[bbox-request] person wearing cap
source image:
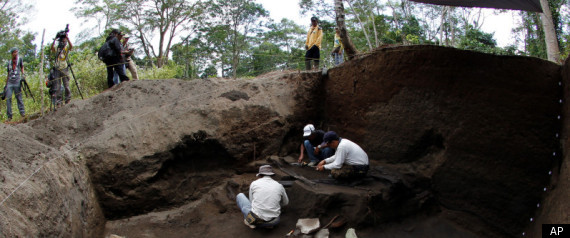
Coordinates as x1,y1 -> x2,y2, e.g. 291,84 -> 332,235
122,36 -> 138,80
305,16 -> 323,70
236,165 -> 289,229
4,47 -> 26,121
50,30 -> 73,104
298,124 -> 334,166
104,29 -> 130,88
316,131 -> 369,180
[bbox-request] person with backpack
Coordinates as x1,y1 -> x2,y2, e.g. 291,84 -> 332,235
101,29 -> 130,88
5,47 -> 25,121
50,30 -> 73,104
46,68 -> 63,109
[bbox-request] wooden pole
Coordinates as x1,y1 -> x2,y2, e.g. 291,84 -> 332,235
38,29 -> 46,115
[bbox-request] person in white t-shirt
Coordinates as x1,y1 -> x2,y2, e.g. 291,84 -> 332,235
316,131 -> 369,180
236,165 -> 289,229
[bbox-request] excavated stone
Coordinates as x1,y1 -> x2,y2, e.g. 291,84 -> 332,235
296,218 -> 320,234
314,228 -> 329,238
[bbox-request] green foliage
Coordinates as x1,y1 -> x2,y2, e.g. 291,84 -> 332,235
457,25 -> 498,53
68,49 -> 108,96
138,63 -> 180,80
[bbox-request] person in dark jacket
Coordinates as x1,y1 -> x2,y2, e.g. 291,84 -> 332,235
105,29 -> 130,88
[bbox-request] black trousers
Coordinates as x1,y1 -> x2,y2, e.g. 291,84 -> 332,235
106,63 -> 130,88
305,45 -> 320,70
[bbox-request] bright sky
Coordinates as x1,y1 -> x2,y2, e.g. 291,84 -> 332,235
23,0 -> 517,49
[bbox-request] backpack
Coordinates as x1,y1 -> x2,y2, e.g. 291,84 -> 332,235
97,41 -> 114,62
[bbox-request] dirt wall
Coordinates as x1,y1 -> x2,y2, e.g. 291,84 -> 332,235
322,45 -> 562,237
0,124 -> 105,237
526,56 -> 570,237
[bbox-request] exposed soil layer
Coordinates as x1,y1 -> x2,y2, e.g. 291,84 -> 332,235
323,45 -> 563,237
0,45 -> 567,238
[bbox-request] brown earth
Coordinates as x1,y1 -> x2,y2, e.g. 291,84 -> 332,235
0,45 -> 567,238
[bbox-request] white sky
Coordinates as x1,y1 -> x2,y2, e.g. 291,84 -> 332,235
23,0 -> 517,49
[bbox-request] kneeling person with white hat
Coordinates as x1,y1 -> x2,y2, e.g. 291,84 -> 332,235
236,165 -> 289,229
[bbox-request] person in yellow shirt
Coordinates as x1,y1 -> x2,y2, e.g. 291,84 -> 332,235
332,28 -> 344,65
305,16 -> 323,70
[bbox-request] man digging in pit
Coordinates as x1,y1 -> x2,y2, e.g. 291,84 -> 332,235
316,131 -> 370,180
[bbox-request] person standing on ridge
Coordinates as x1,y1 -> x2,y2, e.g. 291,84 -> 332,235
104,29 -> 130,88
305,16 -> 323,70
332,27 -> 344,65
50,29 -> 73,104
5,47 -> 26,121
122,36 -> 138,80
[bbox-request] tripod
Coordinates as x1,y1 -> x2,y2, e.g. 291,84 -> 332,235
66,60 -> 84,100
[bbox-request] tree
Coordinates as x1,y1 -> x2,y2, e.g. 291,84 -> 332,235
74,0 -> 205,68
539,0 -> 560,62
264,19 -> 305,54
512,0 -> 566,61
300,0 -> 335,20
457,25 -> 497,51
259,19 -> 306,71
0,0 -> 34,61
334,0 -> 359,60
345,0 -> 373,50
73,0 -> 122,35
123,0 -> 204,68
208,0 -> 268,78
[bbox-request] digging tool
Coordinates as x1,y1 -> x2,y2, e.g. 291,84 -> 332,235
322,215 -> 339,229
322,215 -> 346,229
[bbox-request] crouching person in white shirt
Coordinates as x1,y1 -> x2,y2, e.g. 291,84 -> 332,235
236,165 -> 289,229
316,131 -> 370,180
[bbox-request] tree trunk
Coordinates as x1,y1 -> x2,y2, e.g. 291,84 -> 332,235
539,0 -> 560,63
449,7 -> 456,46
39,29 -> 45,115
371,12 -> 379,47
335,0 -> 359,60
439,6 -> 447,46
